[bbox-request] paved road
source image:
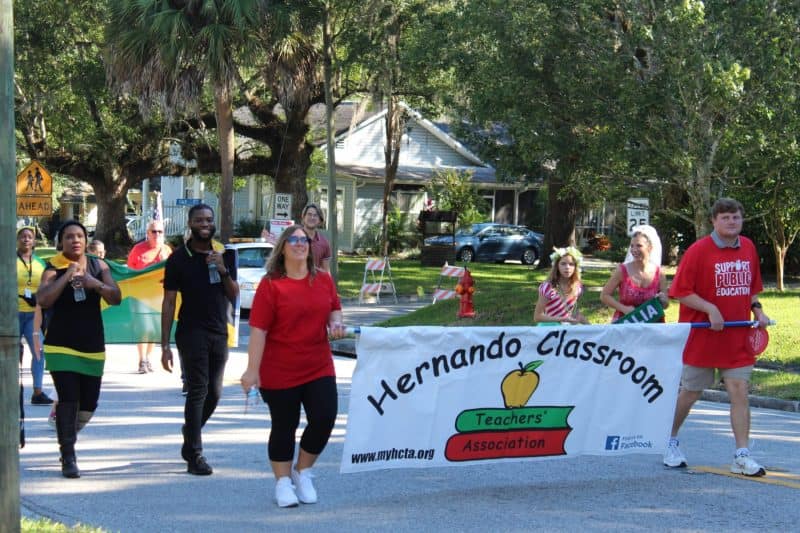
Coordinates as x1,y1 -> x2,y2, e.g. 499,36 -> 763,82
19,300 -> 800,532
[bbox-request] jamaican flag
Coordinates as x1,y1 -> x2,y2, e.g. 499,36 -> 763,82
613,297 -> 665,324
101,257 -> 240,347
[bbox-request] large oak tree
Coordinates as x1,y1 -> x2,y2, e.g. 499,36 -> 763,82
441,1 -> 631,265
14,0 -> 177,254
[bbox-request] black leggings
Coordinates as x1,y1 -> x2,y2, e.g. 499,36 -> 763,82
51,371 -> 102,412
260,376 -> 337,462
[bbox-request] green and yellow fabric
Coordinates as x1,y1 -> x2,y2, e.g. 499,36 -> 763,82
101,248 -> 239,346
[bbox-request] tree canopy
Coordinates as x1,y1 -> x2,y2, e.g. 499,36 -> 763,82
15,0 -> 177,253
13,0 -> 800,284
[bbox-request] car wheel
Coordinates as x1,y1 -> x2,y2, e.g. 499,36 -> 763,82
522,248 -> 538,265
458,248 -> 475,262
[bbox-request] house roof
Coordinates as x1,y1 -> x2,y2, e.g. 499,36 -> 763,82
306,101 -> 377,144
337,164 -> 523,189
323,102 -> 489,169
321,102 -> 539,190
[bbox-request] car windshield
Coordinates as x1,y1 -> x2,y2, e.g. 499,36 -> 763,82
237,247 -> 271,268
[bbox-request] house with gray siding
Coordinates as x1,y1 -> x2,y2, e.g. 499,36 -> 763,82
321,102 -> 543,252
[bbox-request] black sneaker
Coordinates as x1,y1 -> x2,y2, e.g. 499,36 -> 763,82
187,455 -> 213,476
31,392 -> 54,405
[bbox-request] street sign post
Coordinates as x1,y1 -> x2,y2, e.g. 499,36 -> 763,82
16,161 -> 53,217
627,198 -> 650,236
274,193 -> 292,220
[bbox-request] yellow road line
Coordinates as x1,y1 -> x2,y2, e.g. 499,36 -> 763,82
694,466 -> 800,489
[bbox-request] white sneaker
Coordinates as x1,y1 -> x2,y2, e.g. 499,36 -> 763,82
291,467 -> 318,504
275,476 -> 299,508
663,440 -> 687,468
731,453 -> 766,477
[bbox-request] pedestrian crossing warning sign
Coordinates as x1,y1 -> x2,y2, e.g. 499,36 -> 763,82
17,161 -> 53,197
17,161 -> 54,216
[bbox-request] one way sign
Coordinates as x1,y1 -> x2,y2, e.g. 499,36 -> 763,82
274,193 -> 292,220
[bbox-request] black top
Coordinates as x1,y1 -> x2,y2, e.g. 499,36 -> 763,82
44,256 -> 105,353
163,241 -> 237,336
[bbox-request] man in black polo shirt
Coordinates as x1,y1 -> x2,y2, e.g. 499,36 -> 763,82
161,204 -> 239,475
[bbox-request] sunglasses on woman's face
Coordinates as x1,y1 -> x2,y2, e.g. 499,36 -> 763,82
286,236 -> 311,245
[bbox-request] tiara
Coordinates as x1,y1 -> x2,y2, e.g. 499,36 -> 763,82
550,246 -> 583,266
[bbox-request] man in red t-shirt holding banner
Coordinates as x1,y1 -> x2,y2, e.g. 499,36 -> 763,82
664,198 -> 771,476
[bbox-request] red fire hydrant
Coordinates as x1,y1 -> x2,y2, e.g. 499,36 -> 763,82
455,267 -> 476,318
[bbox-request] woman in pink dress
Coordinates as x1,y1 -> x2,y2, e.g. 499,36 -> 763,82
601,225 -> 669,322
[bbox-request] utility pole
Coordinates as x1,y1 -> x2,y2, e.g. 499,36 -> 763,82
0,0 -> 22,530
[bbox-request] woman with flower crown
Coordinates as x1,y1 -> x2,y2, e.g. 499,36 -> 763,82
600,224 -> 669,323
534,246 -> 589,324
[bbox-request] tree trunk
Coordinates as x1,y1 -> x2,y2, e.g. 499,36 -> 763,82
540,173 -> 579,269
215,86 -> 235,242
271,106 -> 313,222
381,96 -> 402,257
92,179 -> 134,257
689,185 -> 712,239
684,142 -> 716,239
773,242 -> 785,292
322,4 -> 338,279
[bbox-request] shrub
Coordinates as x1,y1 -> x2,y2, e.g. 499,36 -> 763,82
235,218 -> 264,237
355,208 -> 419,254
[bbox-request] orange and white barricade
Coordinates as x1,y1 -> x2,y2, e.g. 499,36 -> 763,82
359,257 -> 397,305
432,262 -> 465,303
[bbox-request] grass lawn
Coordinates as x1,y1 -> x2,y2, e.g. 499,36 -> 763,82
22,517 -> 104,532
337,256 -> 800,400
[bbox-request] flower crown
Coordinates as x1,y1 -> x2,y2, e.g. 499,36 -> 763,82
550,246 -> 583,266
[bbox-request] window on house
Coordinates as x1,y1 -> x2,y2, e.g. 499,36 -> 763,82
394,191 -> 423,212
482,193 -> 495,221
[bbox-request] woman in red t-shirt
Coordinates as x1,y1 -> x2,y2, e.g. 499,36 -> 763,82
241,224 -> 346,508
601,225 -> 669,322
126,220 -> 172,373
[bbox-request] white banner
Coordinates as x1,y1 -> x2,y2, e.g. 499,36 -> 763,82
341,324 -> 690,473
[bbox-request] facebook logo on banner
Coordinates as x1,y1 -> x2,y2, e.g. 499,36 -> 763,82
605,436 -> 620,450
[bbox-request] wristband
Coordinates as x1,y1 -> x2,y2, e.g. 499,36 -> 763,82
750,301 -> 762,310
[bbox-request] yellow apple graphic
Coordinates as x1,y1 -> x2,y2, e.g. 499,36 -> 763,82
501,361 -> 544,408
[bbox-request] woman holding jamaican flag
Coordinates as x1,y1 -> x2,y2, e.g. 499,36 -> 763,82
601,225 -> 669,323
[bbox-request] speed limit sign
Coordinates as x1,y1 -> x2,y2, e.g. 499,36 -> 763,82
627,198 -> 649,236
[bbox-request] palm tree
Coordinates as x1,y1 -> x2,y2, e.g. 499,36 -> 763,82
106,0 -> 265,241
